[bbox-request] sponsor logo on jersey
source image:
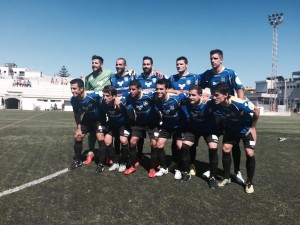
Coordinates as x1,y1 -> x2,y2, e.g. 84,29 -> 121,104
136,105 -> 143,110
117,81 -> 124,87
178,84 -> 186,89
145,82 -> 152,88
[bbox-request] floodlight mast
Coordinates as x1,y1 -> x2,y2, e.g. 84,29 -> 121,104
268,13 -> 283,111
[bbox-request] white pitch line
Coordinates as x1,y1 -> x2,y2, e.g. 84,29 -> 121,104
0,112 -> 47,131
0,168 -> 69,198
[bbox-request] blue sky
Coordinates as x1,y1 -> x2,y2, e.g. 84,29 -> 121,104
0,0 -> 299,87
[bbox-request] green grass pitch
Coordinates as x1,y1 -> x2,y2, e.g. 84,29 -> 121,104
0,110 -> 299,225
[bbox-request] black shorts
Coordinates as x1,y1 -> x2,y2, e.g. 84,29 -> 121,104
131,125 -> 158,139
184,131 -> 219,145
223,132 -> 256,149
106,125 -> 131,137
81,120 -> 104,134
158,128 -> 185,140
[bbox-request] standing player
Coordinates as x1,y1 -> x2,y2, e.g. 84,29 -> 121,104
110,58 -> 134,96
213,82 -> 259,194
200,49 -> 245,184
135,56 -> 165,93
67,78 -> 106,173
101,85 -> 131,172
134,56 -> 165,164
84,55 -> 114,165
151,79 -> 187,178
180,85 -> 220,187
124,80 -> 159,176
168,56 -> 201,176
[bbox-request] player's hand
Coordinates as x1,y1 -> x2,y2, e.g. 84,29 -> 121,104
114,97 -> 121,108
75,129 -> 83,139
247,127 -> 257,141
201,95 -> 210,104
154,70 -> 164,79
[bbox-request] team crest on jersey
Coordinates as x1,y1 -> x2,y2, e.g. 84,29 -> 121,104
152,78 -> 157,83
186,80 -> 191,85
124,77 -> 129,82
145,82 -> 152,88
143,101 -> 149,106
170,105 -> 175,110
221,77 -> 225,82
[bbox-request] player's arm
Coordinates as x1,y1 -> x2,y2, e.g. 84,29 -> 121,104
167,89 -> 182,95
251,106 -> 260,128
126,107 -> 136,126
247,106 -> 260,140
236,89 -> 244,99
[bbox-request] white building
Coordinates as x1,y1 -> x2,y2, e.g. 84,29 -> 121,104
0,63 -> 73,111
247,71 -> 300,112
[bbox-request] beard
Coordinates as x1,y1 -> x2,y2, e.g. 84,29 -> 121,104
143,68 -> 152,74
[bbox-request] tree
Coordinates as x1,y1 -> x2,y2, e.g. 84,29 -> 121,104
57,66 -> 70,77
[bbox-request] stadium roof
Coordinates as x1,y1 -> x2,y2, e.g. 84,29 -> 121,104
292,71 -> 300,77
266,76 -> 284,81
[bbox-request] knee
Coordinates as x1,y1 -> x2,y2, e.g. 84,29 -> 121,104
75,136 -> 82,142
246,149 -> 255,157
222,145 -> 232,153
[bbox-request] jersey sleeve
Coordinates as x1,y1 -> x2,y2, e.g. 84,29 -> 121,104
180,103 -> 190,120
71,97 -> 79,113
178,92 -> 188,101
84,76 -> 91,90
167,75 -> 175,89
230,71 -> 244,90
199,71 -> 208,89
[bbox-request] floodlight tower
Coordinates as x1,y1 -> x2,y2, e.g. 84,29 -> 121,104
268,13 -> 283,110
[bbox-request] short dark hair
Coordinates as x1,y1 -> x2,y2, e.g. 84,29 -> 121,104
210,49 -> 223,58
143,56 -> 153,65
92,55 -> 104,64
189,85 -> 202,95
70,78 -> 84,88
102,85 -> 117,96
156,79 -> 170,89
129,79 -> 141,89
176,56 -> 188,64
117,58 -> 127,65
213,82 -> 230,95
